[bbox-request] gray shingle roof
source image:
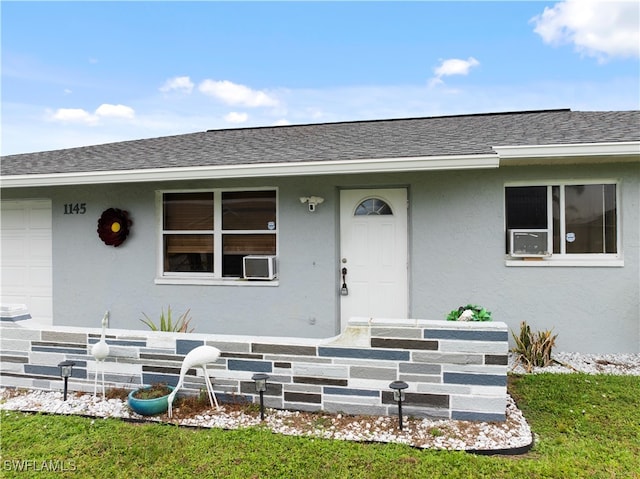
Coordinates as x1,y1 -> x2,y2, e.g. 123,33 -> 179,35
2,109 -> 639,176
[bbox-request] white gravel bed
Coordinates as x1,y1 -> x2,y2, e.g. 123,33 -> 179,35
0,388 -> 530,452
2,352 -> 637,452
508,352 -> 640,375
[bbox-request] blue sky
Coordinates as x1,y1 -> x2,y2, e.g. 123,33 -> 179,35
2,1 -> 639,155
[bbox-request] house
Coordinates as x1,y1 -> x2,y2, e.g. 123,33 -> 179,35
1,109 -> 639,353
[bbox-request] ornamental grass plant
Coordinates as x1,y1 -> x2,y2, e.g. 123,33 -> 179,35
511,321 -> 557,372
139,306 -> 194,333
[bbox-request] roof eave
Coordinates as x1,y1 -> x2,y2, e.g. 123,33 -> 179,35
3,141 -> 638,188
495,141 -> 640,165
0,154 -> 499,188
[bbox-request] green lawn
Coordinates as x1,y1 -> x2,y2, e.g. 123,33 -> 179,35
1,374 -> 638,478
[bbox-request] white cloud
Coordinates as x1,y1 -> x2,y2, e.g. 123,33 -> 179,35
95,103 -> 135,119
49,104 -> 135,125
272,119 -> 290,126
51,108 -> 97,124
160,76 -> 194,94
429,57 -> 480,87
224,111 -> 249,123
532,0 -> 640,61
198,79 -> 279,107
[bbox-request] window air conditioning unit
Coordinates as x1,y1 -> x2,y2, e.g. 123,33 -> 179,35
243,255 -> 277,280
509,229 -> 550,257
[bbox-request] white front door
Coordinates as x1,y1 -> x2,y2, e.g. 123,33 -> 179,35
0,199 -> 53,324
339,189 -> 408,330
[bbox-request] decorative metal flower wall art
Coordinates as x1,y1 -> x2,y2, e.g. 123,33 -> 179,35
97,208 -> 132,247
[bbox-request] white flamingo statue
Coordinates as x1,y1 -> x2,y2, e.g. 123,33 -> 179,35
91,311 -> 110,398
168,345 -> 221,418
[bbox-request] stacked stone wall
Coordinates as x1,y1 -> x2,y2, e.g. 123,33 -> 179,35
0,318 -> 508,421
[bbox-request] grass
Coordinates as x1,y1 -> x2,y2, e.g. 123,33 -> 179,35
1,374 -> 638,478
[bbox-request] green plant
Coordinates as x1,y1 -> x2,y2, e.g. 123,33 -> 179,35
140,305 -> 194,333
511,320 -> 557,372
445,304 -> 492,321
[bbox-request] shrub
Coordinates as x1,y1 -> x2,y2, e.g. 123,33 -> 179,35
445,304 -> 492,321
511,321 -> 557,372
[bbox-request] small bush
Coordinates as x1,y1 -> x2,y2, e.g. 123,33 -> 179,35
105,387 -> 130,401
511,321 -> 557,372
445,304 -> 492,321
172,389 -> 211,414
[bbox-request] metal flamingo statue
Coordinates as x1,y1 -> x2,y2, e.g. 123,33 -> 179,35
91,311 -> 110,398
167,345 -> 221,418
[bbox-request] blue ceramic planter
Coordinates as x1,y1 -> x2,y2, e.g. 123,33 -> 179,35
127,386 -> 174,416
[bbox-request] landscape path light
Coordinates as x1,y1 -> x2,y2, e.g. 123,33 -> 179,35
58,360 -> 75,401
251,373 -> 269,421
389,380 -> 409,431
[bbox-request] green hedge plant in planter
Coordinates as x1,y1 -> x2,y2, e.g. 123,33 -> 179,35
446,304 -> 492,322
128,383 -> 175,416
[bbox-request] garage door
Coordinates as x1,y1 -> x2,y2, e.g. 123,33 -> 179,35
0,199 -> 53,324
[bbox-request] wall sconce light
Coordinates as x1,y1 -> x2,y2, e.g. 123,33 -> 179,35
252,373 -> 269,421
299,196 -> 325,212
389,380 -> 409,431
58,360 -> 76,401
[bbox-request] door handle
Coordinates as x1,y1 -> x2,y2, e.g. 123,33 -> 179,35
341,267 -> 349,296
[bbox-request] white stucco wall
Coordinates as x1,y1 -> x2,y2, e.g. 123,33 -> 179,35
2,161 -> 638,353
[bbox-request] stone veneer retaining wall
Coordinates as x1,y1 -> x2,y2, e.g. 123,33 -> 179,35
0,318 -> 508,421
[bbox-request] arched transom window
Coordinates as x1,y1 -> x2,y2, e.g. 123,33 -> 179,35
354,198 -> 393,216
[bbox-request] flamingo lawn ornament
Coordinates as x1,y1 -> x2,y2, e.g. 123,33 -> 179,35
168,345 -> 221,418
91,311 -> 110,398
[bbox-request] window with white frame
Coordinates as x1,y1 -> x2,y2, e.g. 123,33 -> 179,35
160,189 -> 277,278
505,182 -> 618,257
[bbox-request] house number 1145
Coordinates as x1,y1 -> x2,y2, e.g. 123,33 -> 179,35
63,203 -> 87,215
